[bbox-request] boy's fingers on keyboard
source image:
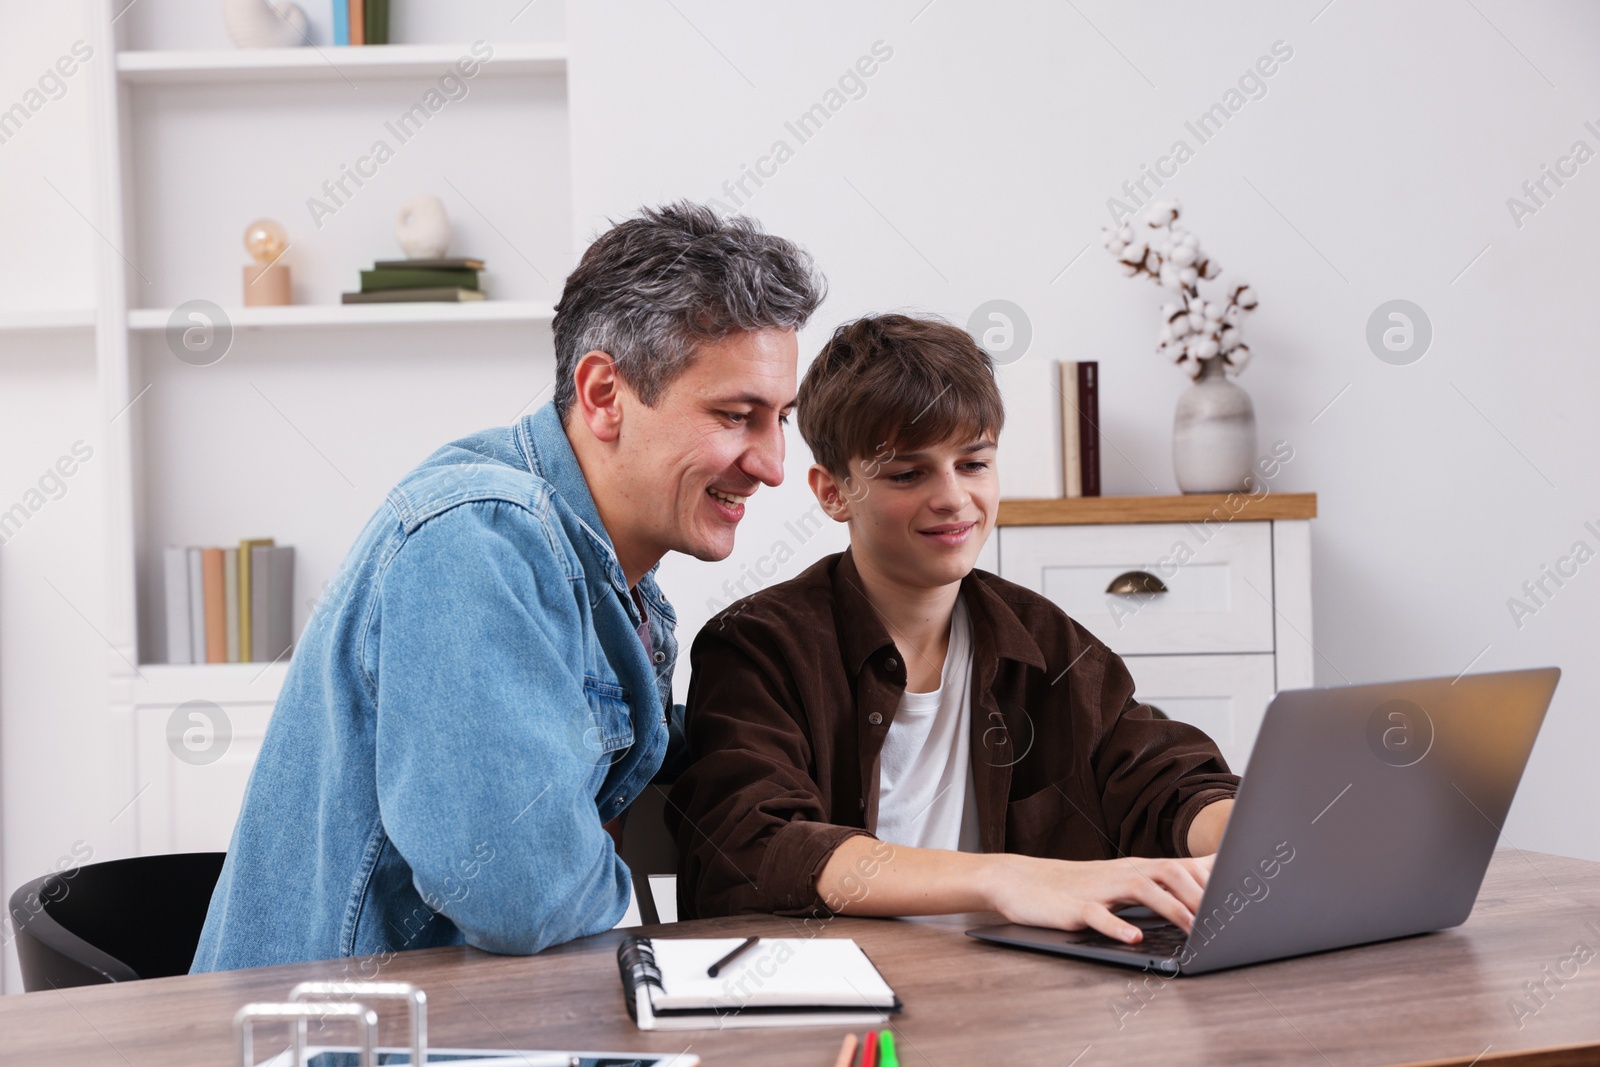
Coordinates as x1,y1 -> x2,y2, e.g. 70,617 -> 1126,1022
1081,902 -> 1143,943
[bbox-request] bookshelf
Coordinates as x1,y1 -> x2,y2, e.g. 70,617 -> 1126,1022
88,0 -> 574,855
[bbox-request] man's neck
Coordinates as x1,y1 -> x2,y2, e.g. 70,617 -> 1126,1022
851,548 -> 963,689
565,419 -> 657,589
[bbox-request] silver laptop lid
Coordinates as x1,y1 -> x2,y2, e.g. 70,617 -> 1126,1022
1179,666 -> 1559,974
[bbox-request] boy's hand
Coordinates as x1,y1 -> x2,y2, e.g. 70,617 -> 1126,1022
983,854 -> 1214,943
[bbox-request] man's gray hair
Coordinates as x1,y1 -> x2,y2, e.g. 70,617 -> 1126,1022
552,201 -> 826,418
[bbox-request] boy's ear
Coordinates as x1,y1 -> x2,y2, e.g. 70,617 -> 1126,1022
807,464 -> 854,523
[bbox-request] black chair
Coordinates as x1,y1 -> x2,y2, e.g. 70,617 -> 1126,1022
9,852 -> 226,991
616,783 -> 679,925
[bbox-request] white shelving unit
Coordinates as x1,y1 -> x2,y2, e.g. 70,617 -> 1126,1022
0,309 -> 97,332
117,41 -> 566,83
127,300 -> 556,330
87,0 -> 574,855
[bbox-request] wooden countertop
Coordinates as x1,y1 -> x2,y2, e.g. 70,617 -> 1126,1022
999,491 -> 1317,526
4,850 -> 1596,1067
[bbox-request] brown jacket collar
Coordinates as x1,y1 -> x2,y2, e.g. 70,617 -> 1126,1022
831,547 -> 1048,679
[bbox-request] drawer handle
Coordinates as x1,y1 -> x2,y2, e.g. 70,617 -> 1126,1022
1106,570 -> 1168,596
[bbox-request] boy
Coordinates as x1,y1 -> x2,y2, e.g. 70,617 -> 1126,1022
667,313 -> 1238,945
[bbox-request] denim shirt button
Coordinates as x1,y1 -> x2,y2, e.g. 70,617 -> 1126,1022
652,650 -> 666,664
884,657 -> 899,672
613,796 -> 626,808
868,712 -> 883,725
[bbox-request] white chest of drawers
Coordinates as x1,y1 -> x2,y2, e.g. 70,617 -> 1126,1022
975,493 -> 1317,773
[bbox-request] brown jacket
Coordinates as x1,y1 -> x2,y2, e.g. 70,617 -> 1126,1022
667,549 -> 1239,920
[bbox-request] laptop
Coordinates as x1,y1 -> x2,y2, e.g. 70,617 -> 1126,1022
967,667 -> 1560,975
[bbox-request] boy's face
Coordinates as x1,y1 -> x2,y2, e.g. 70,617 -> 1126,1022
811,432 -> 999,590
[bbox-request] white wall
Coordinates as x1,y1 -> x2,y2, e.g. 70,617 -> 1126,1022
568,1 -> 1600,861
0,0 -> 119,994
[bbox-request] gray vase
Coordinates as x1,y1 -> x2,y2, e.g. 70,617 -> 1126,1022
1173,356 -> 1257,494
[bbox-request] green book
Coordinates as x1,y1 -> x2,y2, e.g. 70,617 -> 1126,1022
342,288 -> 486,303
360,268 -> 480,292
365,0 -> 388,45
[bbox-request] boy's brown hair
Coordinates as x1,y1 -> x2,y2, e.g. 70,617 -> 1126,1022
796,313 -> 1005,478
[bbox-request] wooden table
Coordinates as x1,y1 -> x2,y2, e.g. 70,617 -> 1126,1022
7,850 -> 1600,1067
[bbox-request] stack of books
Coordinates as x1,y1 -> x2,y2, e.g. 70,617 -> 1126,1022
162,540 -> 295,665
341,258 -> 486,304
1059,360 -> 1101,497
332,0 -> 389,46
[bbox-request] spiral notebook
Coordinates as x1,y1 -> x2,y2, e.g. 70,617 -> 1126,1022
616,936 -> 900,1031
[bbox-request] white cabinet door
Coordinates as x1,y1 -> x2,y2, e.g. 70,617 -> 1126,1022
1121,654 -> 1277,773
134,703 -> 272,854
999,523 -> 1275,656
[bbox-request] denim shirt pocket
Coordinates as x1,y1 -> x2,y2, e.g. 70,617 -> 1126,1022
574,677 -> 634,775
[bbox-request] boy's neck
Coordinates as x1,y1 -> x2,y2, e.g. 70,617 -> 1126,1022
851,549 -> 964,691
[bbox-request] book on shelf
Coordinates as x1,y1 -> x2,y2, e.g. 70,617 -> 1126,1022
333,1 -> 388,47
250,544 -> 295,664
162,538 -> 294,665
344,256 -> 487,303
372,258 -> 485,271
1058,360 -> 1101,498
238,537 -> 274,661
342,288 -> 485,304
163,547 -> 192,665
359,268 -> 480,292
186,548 -> 205,664
224,548 -> 240,663
202,547 -> 227,664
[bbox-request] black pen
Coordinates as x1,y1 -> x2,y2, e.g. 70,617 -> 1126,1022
706,936 -> 760,977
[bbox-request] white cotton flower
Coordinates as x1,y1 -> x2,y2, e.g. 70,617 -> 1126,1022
1159,264 -> 1180,288
1219,326 -> 1239,351
1235,284 -> 1258,309
1203,301 -> 1224,321
1170,243 -> 1197,266
1146,200 -> 1179,226
1200,259 -> 1221,279
1119,240 -> 1147,264
1226,343 -> 1252,372
1194,337 -> 1220,358
1180,266 -> 1199,286
1170,313 -> 1192,337
1158,323 -> 1174,344
1187,311 -> 1205,331
1182,354 -> 1203,378
1101,229 -> 1120,250
1181,232 -> 1198,249
1118,224 -> 1134,243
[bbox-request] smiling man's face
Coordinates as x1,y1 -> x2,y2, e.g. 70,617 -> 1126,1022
613,327 -> 799,567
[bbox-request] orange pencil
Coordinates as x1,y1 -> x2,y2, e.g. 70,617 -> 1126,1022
832,1032 -> 859,1067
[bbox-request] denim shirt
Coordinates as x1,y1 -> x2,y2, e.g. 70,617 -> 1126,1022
191,403 -> 681,972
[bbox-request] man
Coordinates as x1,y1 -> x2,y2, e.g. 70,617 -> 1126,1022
192,202 -> 824,970
669,314 -> 1237,945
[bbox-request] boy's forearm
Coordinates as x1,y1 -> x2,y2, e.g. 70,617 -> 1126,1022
1186,798 -> 1234,856
815,835 -> 1009,916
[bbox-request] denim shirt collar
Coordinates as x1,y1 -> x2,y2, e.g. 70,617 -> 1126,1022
515,402 -> 675,628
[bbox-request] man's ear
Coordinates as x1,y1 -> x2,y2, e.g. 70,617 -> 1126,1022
808,464 -> 854,523
570,350 -> 624,444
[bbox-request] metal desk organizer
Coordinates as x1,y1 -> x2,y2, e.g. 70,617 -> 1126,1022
233,979 -> 702,1067
235,980 -> 426,1067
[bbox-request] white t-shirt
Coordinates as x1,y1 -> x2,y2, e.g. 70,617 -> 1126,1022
874,598 -> 981,853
